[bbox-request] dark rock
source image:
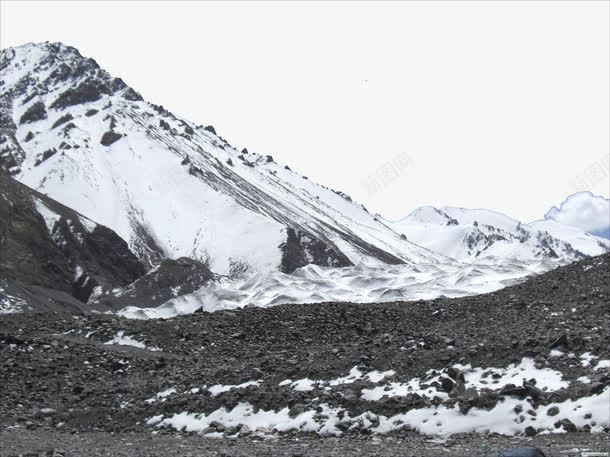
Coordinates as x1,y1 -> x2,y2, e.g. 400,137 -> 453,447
524,426 -> 537,436
19,101 -> 47,124
587,382 -> 605,395
280,227 -> 352,274
439,376 -> 455,393
557,418 -> 577,432
95,257 -> 211,310
34,148 -> 57,166
550,333 -> 568,349
0,173 -> 145,308
50,80 -> 110,109
100,131 -> 122,146
500,384 -> 528,398
51,113 -> 74,129
546,406 -> 560,416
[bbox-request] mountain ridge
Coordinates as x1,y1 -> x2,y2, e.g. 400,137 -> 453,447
390,205 -> 608,262
0,41 -> 447,275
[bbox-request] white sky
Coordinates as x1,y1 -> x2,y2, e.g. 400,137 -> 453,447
1,1 -> 608,222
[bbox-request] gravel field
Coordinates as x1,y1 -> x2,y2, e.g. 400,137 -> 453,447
1,254 -> 609,456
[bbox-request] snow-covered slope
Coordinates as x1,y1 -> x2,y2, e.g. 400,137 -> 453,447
0,42 -> 445,274
389,206 -> 609,262
529,219 -> 610,256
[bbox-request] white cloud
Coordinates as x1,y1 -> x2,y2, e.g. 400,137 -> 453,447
545,192 -> 610,239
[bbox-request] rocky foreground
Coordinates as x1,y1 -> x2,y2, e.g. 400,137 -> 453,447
1,254 -> 609,456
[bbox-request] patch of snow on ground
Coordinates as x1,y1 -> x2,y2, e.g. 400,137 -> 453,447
362,358 -> 567,401
455,357 -> 569,392
208,381 -> 262,397
145,387 -> 177,404
374,387 -> 609,436
0,283 -> 28,314
148,388 -> 610,437
580,352 -> 598,367
281,367 -> 396,392
103,331 -> 160,351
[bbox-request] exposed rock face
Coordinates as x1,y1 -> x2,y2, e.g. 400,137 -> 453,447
280,228 -> 352,274
0,172 -> 145,303
19,101 -> 47,124
94,257 -> 213,310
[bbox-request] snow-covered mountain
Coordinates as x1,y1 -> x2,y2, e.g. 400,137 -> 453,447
0,42 -> 446,275
388,206 -> 609,262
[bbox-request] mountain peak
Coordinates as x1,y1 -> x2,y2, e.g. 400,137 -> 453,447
0,43 -> 447,275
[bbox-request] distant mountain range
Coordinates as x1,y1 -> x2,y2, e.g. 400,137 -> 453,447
387,204 -> 608,262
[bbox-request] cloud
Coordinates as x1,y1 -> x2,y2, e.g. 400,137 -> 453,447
545,192 -> 610,239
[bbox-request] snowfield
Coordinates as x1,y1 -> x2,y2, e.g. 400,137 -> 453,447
117,257 -> 557,318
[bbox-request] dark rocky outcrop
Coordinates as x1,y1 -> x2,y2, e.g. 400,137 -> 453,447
280,228 -> 352,274
34,148 -> 57,166
0,172 -> 145,305
19,101 -> 47,124
100,131 -> 122,146
94,257 -> 213,310
50,79 -> 111,110
51,113 -> 73,129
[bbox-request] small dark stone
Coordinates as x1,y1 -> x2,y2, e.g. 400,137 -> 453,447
547,406 -> 560,416
558,418 -> 577,432
524,425 -> 537,436
550,333 -> 568,349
